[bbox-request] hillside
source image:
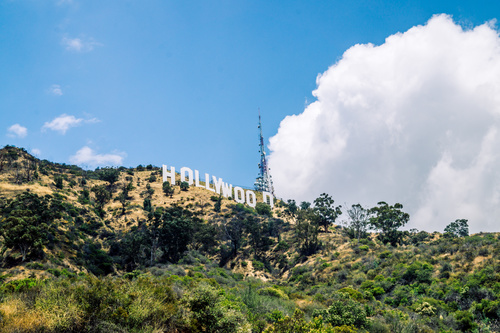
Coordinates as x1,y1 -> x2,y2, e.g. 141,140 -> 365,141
0,145 -> 499,332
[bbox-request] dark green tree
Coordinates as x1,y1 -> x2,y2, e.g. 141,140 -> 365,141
283,199 -> 298,220
255,202 -> 272,217
162,181 -> 174,198
0,192 -> 57,261
53,175 -> 64,189
180,181 -> 189,191
143,198 -> 152,212
369,202 -> 409,246
91,185 -> 111,216
78,188 -> 90,205
116,225 -> 150,270
97,167 -> 120,191
1,211 -> 47,261
313,193 -> 342,232
295,208 -> 321,256
444,219 -> 469,238
157,206 -> 200,262
245,216 -> 273,254
214,195 -> 222,213
117,192 -> 128,215
300,201 -> 311,210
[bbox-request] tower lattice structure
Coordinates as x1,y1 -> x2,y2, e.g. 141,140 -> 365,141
254,111 -> 274,195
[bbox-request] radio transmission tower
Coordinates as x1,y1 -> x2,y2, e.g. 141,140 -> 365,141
254,110 -> 274,195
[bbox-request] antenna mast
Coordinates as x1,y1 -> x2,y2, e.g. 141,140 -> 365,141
254,109 -> 274,195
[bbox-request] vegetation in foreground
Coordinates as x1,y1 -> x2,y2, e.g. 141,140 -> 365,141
0,145 -> 499,332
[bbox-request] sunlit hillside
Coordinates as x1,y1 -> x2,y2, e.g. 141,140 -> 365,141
0,145 -> 499,332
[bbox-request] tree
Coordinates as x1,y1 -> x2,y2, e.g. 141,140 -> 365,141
283,199 -> 298,220
78,188 -> 90,205
213,195 -> 222,213
245,216 -> 273,255
97,167 -> 120,188
162,181 -> 174,198
221,215 -> 246,261
256,202 -> 272,217
0,192 -> 56,261
53,175 -> 64,189
444,219 -> 469,238
157,206 -> 200,262
143,198 -> 152,212
91,185 -> 111,216
117,192 -> 128,215
180,181 -> 189,191
369,202 -> 409,246
346,204 -> 370,240
313,193 -> 342,232
300,201 -> 311,210
117,182 -> 132,215
295,208 -> 321,256
1,211 -> 47,261
116,225 -> 150,270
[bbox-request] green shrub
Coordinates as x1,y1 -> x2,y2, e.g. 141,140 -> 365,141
258,287 -> 289,299
26,262 -> 45,270
312,295 -> 368,329
359,245 -> 369,251
182,283 -> 249,333
253,260 -> 265,271
338,287 -> 364,301
275,241 -> 289,252
379,250 -> 392,259
180,181 -> 189,191
256,202 -> 272,217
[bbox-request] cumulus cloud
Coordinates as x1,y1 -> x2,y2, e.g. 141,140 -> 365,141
62,36 -> 101,52
69,146 -> 125,168
31,148 -> 41,157
7,124 -> 27,138
49,84 -> 63,96
269,14 -> 500,233
42,114 -> 99,134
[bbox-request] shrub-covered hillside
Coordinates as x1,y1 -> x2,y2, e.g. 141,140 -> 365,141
0,145 -> 499,332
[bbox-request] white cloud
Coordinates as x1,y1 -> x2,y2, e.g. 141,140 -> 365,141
49,84 -> 63,96
62,36 -> 101,52
42,114 -> 99,134
7,124 -> 27,138
269,14 -> 500,233
69,146 -> 125,168
31,148 -> 41,157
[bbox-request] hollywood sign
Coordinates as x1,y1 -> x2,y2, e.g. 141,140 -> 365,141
162,165 -> 274,208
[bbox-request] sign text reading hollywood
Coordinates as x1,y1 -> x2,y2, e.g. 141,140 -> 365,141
162,165 -> 274,208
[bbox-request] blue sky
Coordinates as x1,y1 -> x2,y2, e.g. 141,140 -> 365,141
1,0 -> 500,194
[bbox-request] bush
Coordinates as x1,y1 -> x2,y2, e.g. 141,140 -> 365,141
359,245 -> 369,252
180,181 -> 189,191
182,283 -> 249,332
256,202 -> 272,217
54,175 -> 64,189
312,295 -> 368,329
455,310 -> 477,331
258,287 -> 289,299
